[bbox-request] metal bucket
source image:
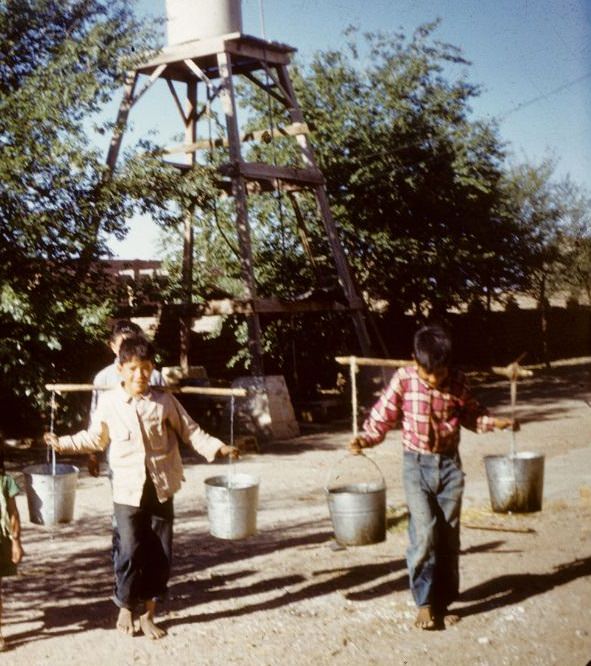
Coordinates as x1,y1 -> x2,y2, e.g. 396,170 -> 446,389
327,480 -> 386,546
23,464 -> 79,525
484,452 -> 544,513
204,473 -> 259,539
325,454 -> 386,546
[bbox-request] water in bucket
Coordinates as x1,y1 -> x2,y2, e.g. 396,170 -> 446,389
204,473 -> 259,539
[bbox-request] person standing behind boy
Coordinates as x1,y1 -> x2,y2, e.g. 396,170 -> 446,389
87,319 -> 165,478
45,336 -> 239,640
0,437 -> 24,651
349,325 -> 515,630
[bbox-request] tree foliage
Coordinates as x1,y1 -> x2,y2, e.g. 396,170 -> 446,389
503,162 -> 591,304
231,23 -> 532,322
559,182 -> 591,303
165,22 -> 591,373
291,24 -> 530,315
0,0 -> 190,432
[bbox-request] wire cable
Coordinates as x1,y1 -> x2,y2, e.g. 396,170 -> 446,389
498,72 -> 591,121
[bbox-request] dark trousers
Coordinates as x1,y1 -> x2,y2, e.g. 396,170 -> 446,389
403,450 -> 464,611
112,474 -> 174,610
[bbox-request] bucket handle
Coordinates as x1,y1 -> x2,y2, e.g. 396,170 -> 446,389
324,452 -> 385,493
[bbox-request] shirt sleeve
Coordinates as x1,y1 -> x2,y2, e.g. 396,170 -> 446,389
58,395 -> 111,453
361,370 -> 404,445
168,396 -> 224,462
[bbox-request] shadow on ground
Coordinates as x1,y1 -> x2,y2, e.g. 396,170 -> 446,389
457,555 -> 591,618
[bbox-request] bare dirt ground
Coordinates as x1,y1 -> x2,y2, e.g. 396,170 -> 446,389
2,360 -> 591,666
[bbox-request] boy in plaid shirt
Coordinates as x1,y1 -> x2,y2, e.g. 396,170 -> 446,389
350,325 -> 515,629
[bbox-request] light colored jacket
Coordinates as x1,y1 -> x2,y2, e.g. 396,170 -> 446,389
58,385 -> 223,506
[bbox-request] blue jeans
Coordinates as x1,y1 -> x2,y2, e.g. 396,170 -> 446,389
112,474 -> 174,610
403,450 -> 464,611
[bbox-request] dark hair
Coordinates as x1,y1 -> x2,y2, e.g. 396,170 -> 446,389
118,335 -> 155,365
413,325 -> 452,373
110,319 -> 142,343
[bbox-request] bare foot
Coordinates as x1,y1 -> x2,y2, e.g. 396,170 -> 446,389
0,634 -> 6,651
139,602 -> 166,640
116,607 -> 135,636
432,609 -> 461,630
414,606 -> 436,630
442,612 -> 461,627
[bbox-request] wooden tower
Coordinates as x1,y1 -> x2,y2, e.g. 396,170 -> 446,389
106,28 -> 373,376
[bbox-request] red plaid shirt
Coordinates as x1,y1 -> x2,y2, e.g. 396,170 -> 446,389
361,366 -> 496,454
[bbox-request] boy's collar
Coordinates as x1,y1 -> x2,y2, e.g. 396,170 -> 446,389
115,383 -> 152,403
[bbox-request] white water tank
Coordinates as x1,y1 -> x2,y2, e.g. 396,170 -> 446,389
165,0 -> 243,45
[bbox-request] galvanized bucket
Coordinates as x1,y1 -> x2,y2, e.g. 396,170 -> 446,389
23,464 -> 79,525
484,452 -> 544,513
326,455 -> 386,546
204,473 -> 259,540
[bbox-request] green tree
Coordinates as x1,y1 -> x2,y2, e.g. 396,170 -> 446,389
0,0 -> 199,432
500,159 -> 589,363
240,24 -> 525,318
554,179 -> 591,303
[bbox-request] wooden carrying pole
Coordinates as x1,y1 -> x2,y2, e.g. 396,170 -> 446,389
45,384 -> 247,397
335,356 -> 411,369
337,355 -> 535,377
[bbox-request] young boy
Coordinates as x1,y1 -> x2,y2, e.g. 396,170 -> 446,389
87,321 -> 168,625
88,319 -> 166,478
45,335 -> 238,640
350,325 -> 514,630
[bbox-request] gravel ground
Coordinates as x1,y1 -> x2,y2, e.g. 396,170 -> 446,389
2,360 -> 590,665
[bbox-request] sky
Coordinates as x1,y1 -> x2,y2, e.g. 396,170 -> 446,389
108,0 -> 591,259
